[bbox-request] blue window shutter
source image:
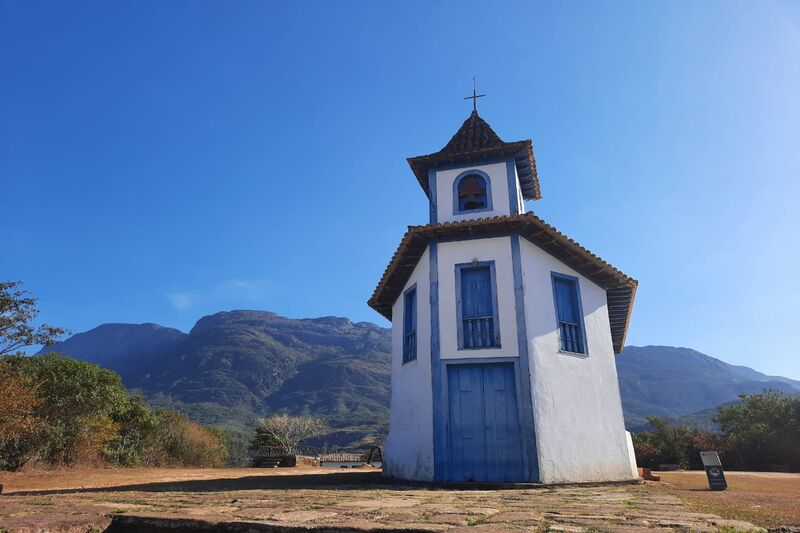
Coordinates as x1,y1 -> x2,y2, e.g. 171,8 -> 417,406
460,268 -> 477,318
461,267 -> 492,318
554,278 -> 577,323
460,266 -> 498,348
475,268 -> 493,317
552,274 -> 585,354
403,287 -> 417,362
410,290 -> 416,332
404,289 -> 415,334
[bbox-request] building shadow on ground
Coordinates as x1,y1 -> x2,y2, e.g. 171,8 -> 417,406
9,471 -> 396,496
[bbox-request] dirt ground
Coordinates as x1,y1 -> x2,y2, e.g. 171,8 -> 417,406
1,467 -> 797,532
650,471 -> 800,530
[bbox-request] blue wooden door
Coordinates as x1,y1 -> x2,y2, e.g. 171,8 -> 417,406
447,363 -> 524,482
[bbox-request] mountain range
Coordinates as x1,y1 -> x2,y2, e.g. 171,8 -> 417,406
616,345 -> 800,429
43,311 -> 392,456
44,310 -> 800,451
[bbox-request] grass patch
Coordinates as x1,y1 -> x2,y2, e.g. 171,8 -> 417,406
715,526 -> 759,533
416,495 -> 437,506
302,503 -> 327,510
664,488 -> 785,529
27,498 -> 56,506
651,471 -> 799,529
466,514 -> 489,526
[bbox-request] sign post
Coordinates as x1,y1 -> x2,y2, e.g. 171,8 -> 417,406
699,451 -> 727,491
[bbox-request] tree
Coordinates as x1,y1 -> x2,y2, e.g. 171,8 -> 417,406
0,365 -> 44,470
1,353 -> 231,470
252,414 -> 327,455
645,417 -> 695,468
631,440 -> 661,468
0,281 -> 65,356
0,365 -> 41,438
690,431 -> 728,460
104,396 -> 160,467
715,390 -> 800,470
1,353 -> 130,465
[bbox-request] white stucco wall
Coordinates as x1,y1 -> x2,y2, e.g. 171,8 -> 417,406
520,238 -> 636,483
438,237 -> 518,359
434,162 -> 511,223
384,247 -> 434,481
625,431 -> 639,479
512,166 -> 525,214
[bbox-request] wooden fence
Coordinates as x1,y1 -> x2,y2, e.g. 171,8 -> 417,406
251,446 -> 383,464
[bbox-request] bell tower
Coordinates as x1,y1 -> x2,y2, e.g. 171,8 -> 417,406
407,108 -> 540,225
369,98 -> 638,485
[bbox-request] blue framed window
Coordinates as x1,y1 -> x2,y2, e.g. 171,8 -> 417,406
403,285 -> 417,363
456,262 -> 500,349
453,169 -> 493,215
550,272 -> 587,354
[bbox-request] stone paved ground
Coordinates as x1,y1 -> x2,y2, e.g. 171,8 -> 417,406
0,468 -> 775,532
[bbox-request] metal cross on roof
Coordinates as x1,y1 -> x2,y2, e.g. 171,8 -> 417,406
464,76 -> 485,112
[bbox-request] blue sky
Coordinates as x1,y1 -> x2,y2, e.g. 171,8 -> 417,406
2,1 -> 799,378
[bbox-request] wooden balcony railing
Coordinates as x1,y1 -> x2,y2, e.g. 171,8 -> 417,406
403,330 -> 416,362
463,316 -> 498,349
559,321 -> 584,354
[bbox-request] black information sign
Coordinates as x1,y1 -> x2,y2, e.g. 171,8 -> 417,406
700,451 -> 727,491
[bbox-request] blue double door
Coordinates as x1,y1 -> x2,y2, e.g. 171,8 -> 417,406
446,363 -> 525,482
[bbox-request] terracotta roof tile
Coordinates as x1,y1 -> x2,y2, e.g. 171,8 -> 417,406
367,213 -> 637,354
440,110 -> 506,153
407,112 -> 541,201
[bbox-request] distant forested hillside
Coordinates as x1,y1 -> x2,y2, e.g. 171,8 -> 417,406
616,345 -> 800,428
48,311 -> 800,451
47,311 -> 391,456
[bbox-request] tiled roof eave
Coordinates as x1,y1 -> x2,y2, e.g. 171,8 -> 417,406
408,140 -> 540,201
367,213 -> 637,354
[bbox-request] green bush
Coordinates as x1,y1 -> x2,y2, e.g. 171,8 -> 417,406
0,353 -> 228,470
633,391 -> 800,472
715,390 -> 799,470
104,396 -> 161,466
1,353 -> 130,465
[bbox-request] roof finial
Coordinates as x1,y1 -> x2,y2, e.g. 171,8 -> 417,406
464,76 -> 485,112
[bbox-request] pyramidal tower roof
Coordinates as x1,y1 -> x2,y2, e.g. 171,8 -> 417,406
440,110 -> 506,154
407,111 -> 541,200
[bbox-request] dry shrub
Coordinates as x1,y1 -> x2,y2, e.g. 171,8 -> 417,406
0,366 -> 44,470
150,410 -> 228,467
0,366 -> 42,438
177,422 -> 228,467
632,441 -> 662,468
1,355 -> 230,471
65,416 -> 121,465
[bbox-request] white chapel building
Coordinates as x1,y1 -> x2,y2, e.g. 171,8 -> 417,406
368,109 -> 639,484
